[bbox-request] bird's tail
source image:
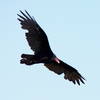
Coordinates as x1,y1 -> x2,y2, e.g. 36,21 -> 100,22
20,54 -> 37,65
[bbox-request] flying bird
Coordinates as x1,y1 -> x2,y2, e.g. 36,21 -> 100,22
17,10 -> 85,85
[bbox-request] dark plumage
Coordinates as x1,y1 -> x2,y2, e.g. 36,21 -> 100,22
18,10 -> 85,85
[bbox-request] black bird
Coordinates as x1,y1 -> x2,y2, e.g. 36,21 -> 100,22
17,10 -> 85,85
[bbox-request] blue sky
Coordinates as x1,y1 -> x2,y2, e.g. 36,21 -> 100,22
0,0 -> 100,100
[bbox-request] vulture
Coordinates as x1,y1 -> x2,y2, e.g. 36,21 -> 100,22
17,10 -> 85,85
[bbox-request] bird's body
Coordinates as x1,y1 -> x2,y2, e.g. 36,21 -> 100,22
18,10 -> 85,85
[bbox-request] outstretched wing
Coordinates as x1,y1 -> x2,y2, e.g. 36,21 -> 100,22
44,60 -> 85,85
17,10 -> 52,55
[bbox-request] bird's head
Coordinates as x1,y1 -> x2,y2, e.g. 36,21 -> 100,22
52,55 -> 60,64
54,57 -> 60,63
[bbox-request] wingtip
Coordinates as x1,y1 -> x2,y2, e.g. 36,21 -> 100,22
19,10 -> 23,14
72,80 -> 76,85
17,14 -> 20,17
76,80 -> 80,85
24,10 -> 35,20
72,79 -> 85,86
17,14 -> 21,21
24,10 -> 28,14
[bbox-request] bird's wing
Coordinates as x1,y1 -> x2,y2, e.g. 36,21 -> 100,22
17,10 -> 51,55
44,60 -> 85,85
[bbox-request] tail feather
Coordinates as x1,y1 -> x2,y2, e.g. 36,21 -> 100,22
20,54 -> 37,65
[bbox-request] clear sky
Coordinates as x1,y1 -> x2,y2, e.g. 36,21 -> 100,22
0,0 -> 100,100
